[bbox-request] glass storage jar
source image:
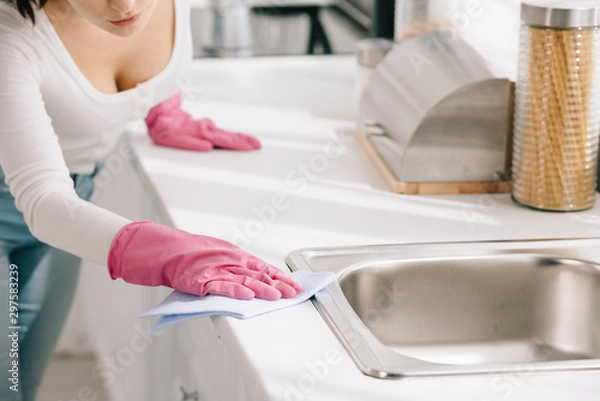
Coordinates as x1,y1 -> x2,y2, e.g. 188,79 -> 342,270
512,0 -> 600,211
394,0 -> 460,40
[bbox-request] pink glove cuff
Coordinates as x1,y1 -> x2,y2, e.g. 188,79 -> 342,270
145,92 -> 184,128
108,221 -> 165,284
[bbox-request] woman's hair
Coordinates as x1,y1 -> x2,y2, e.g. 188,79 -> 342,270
6,0 -> 48,23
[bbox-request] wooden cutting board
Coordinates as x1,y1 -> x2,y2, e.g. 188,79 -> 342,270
356,126 -> 512,195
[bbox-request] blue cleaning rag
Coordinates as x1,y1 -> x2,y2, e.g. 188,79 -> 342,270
139,271 -> 337,331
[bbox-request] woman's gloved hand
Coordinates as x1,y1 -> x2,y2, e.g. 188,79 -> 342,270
145,92 -> 261,151
107,221 -> 303,300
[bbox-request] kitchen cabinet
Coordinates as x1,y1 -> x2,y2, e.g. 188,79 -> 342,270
342,0 -> 394,37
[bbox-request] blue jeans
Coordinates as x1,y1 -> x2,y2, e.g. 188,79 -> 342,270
0,166 -> 100,401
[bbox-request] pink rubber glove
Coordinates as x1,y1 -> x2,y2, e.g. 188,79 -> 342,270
107,221 -> 303,300
145,92 -> 261,151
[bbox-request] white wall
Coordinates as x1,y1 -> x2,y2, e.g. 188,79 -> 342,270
395,0 -> 522,80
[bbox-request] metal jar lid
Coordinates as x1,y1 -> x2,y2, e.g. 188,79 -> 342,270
356,38 -> 395,68
522,0 -> 600,28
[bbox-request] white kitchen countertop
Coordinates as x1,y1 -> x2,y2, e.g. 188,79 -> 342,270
128,55 -> 600,400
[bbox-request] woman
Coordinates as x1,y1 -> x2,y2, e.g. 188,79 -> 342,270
0,0 -> 303,399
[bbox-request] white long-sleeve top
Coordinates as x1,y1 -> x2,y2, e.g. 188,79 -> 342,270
0,0 -> 193,265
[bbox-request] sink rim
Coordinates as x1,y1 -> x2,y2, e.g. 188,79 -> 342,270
285,237 -> 600,379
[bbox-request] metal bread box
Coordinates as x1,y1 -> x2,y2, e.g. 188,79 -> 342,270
357,31 -> 513,194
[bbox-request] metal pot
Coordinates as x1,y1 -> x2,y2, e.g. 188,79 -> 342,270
191,0 -> 253,57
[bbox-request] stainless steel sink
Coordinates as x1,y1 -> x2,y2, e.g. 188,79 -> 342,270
285,238 -> 600,378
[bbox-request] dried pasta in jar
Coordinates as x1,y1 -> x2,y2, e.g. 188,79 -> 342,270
512,1 -> 600,211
